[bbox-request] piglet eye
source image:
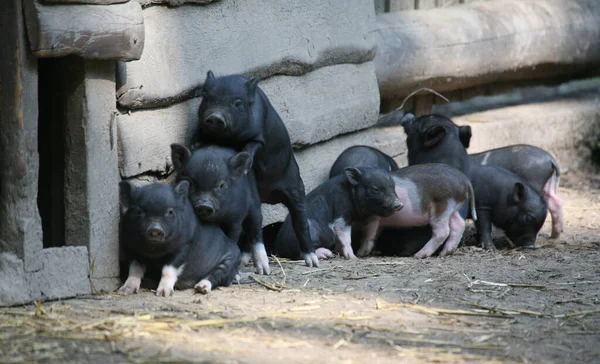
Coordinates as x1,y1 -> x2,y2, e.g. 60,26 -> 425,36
370,186 -> 379,194
218,181 -> 227,190
166,208 -> 175,216
233,99 -> 243,108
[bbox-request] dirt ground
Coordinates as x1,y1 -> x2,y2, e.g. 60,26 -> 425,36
1,172 -> 599,364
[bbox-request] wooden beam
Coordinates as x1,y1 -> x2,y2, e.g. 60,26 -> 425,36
23,0 -> 144,60
375,0 -> 600,111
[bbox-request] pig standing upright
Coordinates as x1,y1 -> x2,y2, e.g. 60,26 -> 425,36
470,164 -> 548,250
359,163 -> 477,258
376,114 -> 473,257
329,145 -> 398,178
274,167 -> 403,260
470,144 -> 563,238
170,144 -> 269,274
194,71 -> 318,268
118,181 -> 240,296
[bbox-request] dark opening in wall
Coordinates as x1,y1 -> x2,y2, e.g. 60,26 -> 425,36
38,58 -> 66,248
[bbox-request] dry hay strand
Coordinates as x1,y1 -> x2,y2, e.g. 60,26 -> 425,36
375,298 -> 510,319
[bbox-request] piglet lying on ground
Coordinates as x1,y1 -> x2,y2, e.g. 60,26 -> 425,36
170,144 -> 269,275
274,167 -> 402,260
358,163 -> 477,259
470,144 -> 563,238
471,164 -> 548,250
118,181 -> 240,296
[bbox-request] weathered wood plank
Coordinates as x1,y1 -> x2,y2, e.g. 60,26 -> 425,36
117,62 -> 380,178
0,0 -> 43,272
116,0 -> 377,109
23,0 -> 144,60
375,0 -> 600,111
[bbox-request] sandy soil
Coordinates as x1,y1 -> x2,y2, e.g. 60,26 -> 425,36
1,172 -> 599,364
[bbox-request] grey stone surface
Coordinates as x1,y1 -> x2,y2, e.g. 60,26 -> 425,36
116,0 -> 377,109
134,0 -> 218,6
118,62 -> 380,178
29,247 -> 91,300
63,59 -> 120,280
261,125 -> 408,226
455,91 -> 600,171
0,0 -> 43,272
41,0 -> 128,3
23,0 -> 144,60
0,253 -> 34,307
375,0 -> 600,110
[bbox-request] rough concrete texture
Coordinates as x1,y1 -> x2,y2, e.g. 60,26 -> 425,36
261,126 -> 407,226
133,0 -> 218,7
0,247 -> 91,307
0,0 -> 44,272
0,254 -> 34,307
23,0 -> 144,60
455,91 -> 600,171
116,0 -> 377,109
375,0 -> 600,109
118,62 -> 380,178
29,247 -> 91,301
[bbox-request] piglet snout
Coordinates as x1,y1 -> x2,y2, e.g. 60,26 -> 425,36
204,112 -> 227,129
194,203 -> 215,218
146,223 -> 165,241
392,199 -> 404,211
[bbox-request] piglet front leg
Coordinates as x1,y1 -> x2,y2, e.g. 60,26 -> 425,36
118,260 -> 146,295
156,264 -> 185,297
356,218 -> 380,257
475,209 -> 496,252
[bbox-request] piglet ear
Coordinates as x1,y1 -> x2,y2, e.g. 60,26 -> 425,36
400,113 -> 415,125
119,181 -> 134,212
170,143 -> 191,174
204,70 -> 215,88
344,167 -> 362,186
247,77 -> 260,103
422,125 -> 446,149
174,180 -> 190,205
458,125 -> 472,149
228,151 -> 252,179
512,182 -> 528,204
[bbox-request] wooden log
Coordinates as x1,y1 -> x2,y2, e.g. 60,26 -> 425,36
116,0 -> 376,109
375,0 -> 600,111
117,62 -> 380,178
23,0 -> 144,60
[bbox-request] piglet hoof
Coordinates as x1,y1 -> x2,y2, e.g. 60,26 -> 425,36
356,247 -> 372,258
155,281 -> 174,297
315,248 -> 334,260
194,279 -> 212,295
413,248 -> 434,259
117,278 -> 140,295
550,229 -> 561,239
303,252 -> 320,268
240,252 -> 252,267
341,247 -> 357,260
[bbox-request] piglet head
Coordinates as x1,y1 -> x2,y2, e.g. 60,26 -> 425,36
197,71 -> 261,140
504,182 -> 548,249
119,181 -> 190,257
345,167 -> 403,218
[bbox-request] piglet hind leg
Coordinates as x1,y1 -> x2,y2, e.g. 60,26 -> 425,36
439,210 -> 466,257
251,242 -> 270,275
244,204 -> 271,275
194,279 -> 212,295
414,215 -> 451,259
283,187 -> 319,267
118,260 -> 146,295
543,179 -> 564,238
315,247 -> 334,260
